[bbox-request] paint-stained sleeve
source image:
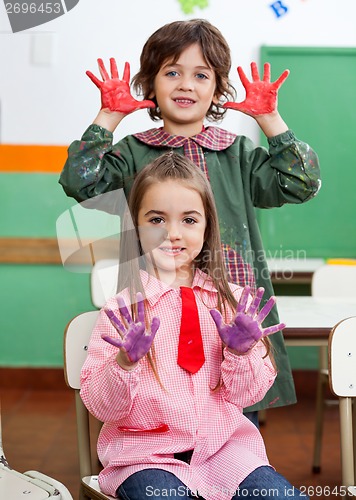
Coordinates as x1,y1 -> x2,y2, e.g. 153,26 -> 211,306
59,124 -> 134,202
238,129 -> 321,208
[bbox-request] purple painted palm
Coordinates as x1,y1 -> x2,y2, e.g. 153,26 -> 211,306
210,286 -> 285,354
102,292 -> 160,363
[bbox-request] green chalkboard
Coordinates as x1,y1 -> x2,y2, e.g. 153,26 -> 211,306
257,47 -> 356,259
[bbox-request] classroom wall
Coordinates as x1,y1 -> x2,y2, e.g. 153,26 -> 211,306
1,0 -> 356,145
1,0 -> 356,369
0,174 -> 95,367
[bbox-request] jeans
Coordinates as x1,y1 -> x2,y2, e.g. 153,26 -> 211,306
244,411 -> 259,428
116,465 -> 309,499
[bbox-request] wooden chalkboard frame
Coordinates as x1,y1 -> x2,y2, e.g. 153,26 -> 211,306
257,46 -> 356,260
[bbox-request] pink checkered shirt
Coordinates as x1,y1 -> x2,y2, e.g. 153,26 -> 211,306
80,269 -> 275,498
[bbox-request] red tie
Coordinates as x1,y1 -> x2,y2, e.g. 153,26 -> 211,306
177,287 -> 205,374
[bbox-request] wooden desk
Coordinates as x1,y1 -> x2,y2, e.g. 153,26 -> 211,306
277,296 -> 356,346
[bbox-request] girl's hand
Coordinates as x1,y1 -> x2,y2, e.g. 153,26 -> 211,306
102,292 -> 160,365
210,286 -> 285,355
86,58 -> 156,115
224,62 -> 289,116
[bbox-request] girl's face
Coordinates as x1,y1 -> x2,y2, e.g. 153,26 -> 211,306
152,43 -> 218,137
137,179 -> 206,288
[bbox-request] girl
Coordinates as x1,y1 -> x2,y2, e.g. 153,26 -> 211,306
60,19 -> 321,419
80,152 -> 308,499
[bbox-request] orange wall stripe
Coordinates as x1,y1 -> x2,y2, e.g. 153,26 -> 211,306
0,145 -> 68,173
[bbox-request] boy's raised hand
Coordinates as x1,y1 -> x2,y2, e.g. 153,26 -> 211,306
86,58 -> 156,115
210,286 -> 285,355
102,292 -> 160,365
224,62 -> 289,116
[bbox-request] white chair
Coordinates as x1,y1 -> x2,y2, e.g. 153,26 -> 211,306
63,311 -> 117,500
312,264 -> 356,473
328,316 -> 356,495
90,259 -> 119,308
0,404 -> 73,499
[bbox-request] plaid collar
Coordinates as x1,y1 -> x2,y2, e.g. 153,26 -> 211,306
140,268 -> 218,307
134,126 -> 236,151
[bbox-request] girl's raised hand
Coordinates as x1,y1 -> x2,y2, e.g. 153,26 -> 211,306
86,58 -> 156,115
102,292 -> 160,364
210,286 -> 285,355
224,62 -> 289,116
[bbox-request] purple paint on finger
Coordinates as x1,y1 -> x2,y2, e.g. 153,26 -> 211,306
136,292 -> 145,324
104,308 -> 125,333
247,287 -> 265,316
236,286 -> 250,313
256,296 -> 276,324
101,334 -> 123,348
117,296 -> 133,324
262,322 -> 286,336
151,317 -> 161,335
210,309 -> 223,329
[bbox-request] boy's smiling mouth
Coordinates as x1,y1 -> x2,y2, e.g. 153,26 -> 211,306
173,98 -> 196,106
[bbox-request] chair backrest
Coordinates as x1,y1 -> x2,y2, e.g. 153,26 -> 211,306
312,264 -> 356,298
64,311 -> 118,499
329,316 -> 356,397
91,259 -> 119,308
64,311 -> 100,390
328,316 -> 356,490
63,311 -> 100,479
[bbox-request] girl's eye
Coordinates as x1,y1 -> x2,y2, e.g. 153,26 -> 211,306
166,70 -> 179,77
184,217 -> 196,225
196,73 -> 208,80
149,217 -> 165,224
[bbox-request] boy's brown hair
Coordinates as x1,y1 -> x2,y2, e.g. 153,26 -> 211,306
132,19 -> 236,122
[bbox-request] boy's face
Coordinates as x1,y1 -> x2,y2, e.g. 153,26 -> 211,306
152,43 -> 218,137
